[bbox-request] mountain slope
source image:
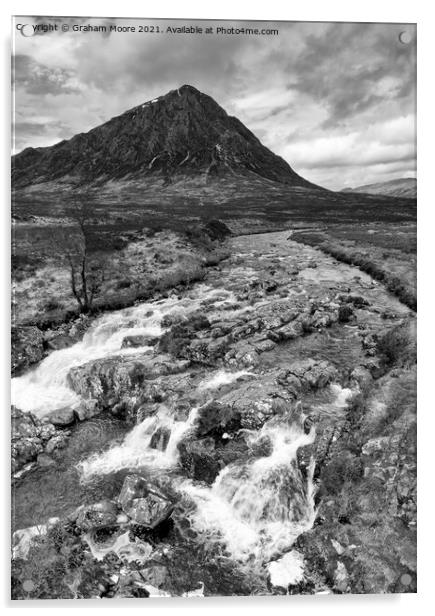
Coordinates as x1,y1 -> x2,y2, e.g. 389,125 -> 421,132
12,84 -> 318,190
342,178 -> 416,199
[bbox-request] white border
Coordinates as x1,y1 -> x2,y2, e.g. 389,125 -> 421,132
2,1 -> 433,614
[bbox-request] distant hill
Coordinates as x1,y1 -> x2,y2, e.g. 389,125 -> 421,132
342,178 -> 416,199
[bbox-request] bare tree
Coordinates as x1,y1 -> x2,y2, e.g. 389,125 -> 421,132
57,192 -> 107,313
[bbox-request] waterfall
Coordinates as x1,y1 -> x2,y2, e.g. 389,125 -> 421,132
11,285 -> 237,418
77,405 -> 199,479
179,419 -> 316,565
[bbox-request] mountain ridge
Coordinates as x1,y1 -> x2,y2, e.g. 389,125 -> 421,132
341,177 -> 416,199
12,84 -> 320,191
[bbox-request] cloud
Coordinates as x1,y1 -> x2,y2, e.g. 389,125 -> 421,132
12,18 -> 416,189
12,54 -> 80,96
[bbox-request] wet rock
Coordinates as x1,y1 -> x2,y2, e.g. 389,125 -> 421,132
12,524 -> 47,560
37,452 -> 56,467
333,561 -> 349,593
278,359 -> 337,392
121,335 -> 159,348
273,320 -> 304,341
68,355 -> 190,408
139,565 -> 169,588
76,500 -> 119,531
196,400 -> 240,438
118,475 -> 174,528
11,406 -> 56,472
46,406 -> 76,427
338,304 -> 354,323
225,342 -> 260,368
252,337 -> 277,353
350,366 -> 373,390
46,334 -> 73,351
45,432 -> 69,454
11,325 -> 44,375
178,437 -> 221,483
74,399 -> 99,421
250,434 -> 273,457
149,426 -> 171,451
262,315 -> 283,330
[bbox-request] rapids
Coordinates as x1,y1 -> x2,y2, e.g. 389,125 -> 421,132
11,285 -> 237,417
13,229 -> 405,592
77,405 -> 199,478
179,419 -> 317,565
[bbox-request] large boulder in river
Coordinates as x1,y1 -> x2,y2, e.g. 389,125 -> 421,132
178,437 -> 222,483
67,354 -> 190,409
118,475 -> 174,528
195,400 -> 241,438
46,406 -> 76,427
11,325 -> 44,375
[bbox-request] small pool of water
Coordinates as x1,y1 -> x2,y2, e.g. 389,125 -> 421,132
12,416 -> 130,531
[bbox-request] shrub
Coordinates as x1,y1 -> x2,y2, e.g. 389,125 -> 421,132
377,324 -> 416,368
338,304 -> 354,323
116,278 -> 132,289
44,298 -> 64,311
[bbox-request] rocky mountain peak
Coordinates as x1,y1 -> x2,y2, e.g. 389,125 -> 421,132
12,85 -> 319,190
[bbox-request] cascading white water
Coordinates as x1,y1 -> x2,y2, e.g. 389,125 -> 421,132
179,418 -> 316,565
10,302 -> 169,417
77,405 -> 199,479
77,382 -> 352,572
198,369 -> 255,391
11,285 -> 237,418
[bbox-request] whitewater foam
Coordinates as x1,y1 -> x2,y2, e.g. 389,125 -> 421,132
78,406 -> 198,480
11,285 -> 235,417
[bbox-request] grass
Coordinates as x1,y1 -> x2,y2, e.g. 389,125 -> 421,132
12,224 -> 225,327
292,225 -> 416,311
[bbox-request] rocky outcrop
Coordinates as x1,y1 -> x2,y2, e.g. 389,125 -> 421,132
67,354 -> 191,415
11,326 -> 44,375
294,367 -> 417,594
11,406 -> 69,473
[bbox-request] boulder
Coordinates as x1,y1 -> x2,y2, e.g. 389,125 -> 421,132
277,359 -> 337,392
45,432 -> 69,454
76,500 -> 119,531
68,355 -> 190,407
46,406 -> 76,427
46,334 -> 73,351
37,452 -> 56,467
121,335 -> 159,349
139,565 -> 169,589
74,399 -> 99,422
338,305 -> 354,323
178,437 -> 221,483
196,400 -> 240,438
118,475 -> 173,528
149,426 -> 171,451
272,320 -> 304,342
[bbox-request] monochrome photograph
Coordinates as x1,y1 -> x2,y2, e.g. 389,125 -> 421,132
10,16 -> 416,599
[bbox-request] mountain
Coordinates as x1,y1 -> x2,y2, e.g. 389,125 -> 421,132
12,84 -> 318,191
342,178 -> 416,199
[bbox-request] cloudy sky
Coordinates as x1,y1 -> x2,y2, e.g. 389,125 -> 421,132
12,17 -> 416,190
